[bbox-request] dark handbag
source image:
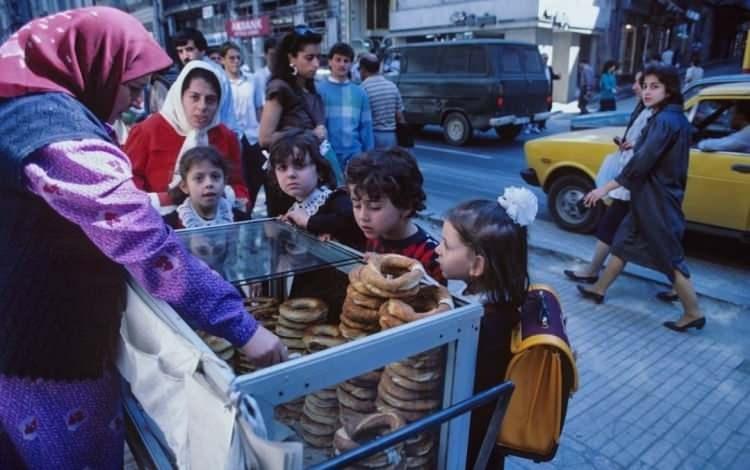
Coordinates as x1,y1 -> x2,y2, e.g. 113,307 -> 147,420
396,121 -> 414,148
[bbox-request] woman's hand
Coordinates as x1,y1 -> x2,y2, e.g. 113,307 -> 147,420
313,125 -> 327,141
583,187 -> 607,207
620,141 -> 633,151
240,325 -> 288,368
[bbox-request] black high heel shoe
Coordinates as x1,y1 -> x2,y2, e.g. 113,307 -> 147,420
564,269 -> 598,284
663,317 -> 706,332
577,285 -> 604,304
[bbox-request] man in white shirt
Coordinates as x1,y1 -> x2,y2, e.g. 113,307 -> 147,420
698,101 -> 750,154
253,37 -> 277,118
221,42 -> 264,211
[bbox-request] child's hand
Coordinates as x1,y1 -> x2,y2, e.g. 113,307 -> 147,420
313,125 -> 327,141
317,233 -> 332,242
285,206 -> 310,229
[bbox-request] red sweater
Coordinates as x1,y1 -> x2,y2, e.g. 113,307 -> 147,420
124,113 -> 248,205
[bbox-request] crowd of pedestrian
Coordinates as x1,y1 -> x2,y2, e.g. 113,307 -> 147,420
0,6 -> 712,468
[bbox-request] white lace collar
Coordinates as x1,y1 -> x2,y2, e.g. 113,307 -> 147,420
176,197 -> 234,228
289,186 -> 333,217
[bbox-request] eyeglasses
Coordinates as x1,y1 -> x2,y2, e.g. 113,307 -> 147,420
293,24 -> 315,37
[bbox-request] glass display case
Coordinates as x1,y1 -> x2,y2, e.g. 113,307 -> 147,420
121,219 -> 483,469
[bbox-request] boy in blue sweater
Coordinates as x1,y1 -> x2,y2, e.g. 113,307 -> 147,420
317,42 -> 374,168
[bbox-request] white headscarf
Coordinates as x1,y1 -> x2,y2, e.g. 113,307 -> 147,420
160,60 -> 224,190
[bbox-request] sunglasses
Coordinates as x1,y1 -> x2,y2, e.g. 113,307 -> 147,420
293,24 -> 316,37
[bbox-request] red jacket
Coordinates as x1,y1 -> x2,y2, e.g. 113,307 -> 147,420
124,113 -> 248,206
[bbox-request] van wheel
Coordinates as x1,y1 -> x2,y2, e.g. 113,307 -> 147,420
495,125 -> 523,141
547,174 -> 603,233
443,113 -> 472,146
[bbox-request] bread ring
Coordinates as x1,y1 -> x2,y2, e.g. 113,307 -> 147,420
336,387 -> 376,413
383,286 -> 453,324
400,349 -> 444,370
361,254 -> 425,293
352,411 -> 406,441
312,387 -> 338,400
348,266 -> 379,296
348,370 -> 382,388
300,428 -> 334,448
362,282 -> 420,300
303,334 -> 347,351
276,315 -> 311,330
374,398 -> 429,423
279,298 -> 328,323
384,367 -> 441,392
275,325 -> 305,338
274,404 -> 302,424
300,412 -> 337,436
378,385 -> 441,411
306,393 -> 338,410
405,434 -> 435,457
243,296 -> 278,309
378,313 -> 406,330
339,323 -> 373,340
304,324 -> 342,337
340,312 -> 380,331
405,455 -> 434,468
346,286 -> 385,309
339,404 -> 371,432
379,371 -> 439,402
339,381 -> 378,401
389,362 -> 443,383
303,403 -> 340,426
342,299 -> 381,324
278,337 -> 306,350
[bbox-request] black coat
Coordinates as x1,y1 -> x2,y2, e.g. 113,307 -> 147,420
613,103 -> 691,280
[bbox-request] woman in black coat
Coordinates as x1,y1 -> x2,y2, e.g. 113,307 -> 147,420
578,64 -> 705,333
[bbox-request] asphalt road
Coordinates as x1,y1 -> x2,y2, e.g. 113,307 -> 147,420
410,121 -> 749,271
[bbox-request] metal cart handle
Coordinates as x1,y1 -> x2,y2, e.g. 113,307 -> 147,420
308,381 -> 515,470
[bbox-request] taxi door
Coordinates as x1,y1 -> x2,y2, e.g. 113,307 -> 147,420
684,99 -> 750,232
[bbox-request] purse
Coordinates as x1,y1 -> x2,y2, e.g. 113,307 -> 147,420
396,121 -> 414,148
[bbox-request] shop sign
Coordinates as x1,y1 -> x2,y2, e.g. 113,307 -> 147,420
226,16 -> 271,38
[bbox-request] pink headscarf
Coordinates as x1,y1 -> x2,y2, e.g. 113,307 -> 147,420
0,7 -> 172,121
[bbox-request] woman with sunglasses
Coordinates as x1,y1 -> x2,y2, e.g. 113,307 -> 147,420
259,25 -> 327,215
0,8 -> 286,467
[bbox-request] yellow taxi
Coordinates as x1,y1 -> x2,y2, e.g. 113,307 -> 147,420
521,83 -> 750,242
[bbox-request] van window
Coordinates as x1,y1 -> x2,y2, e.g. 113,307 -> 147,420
468,47 -> 487,74
500,48 -> 522,73
406,47 -> 438,74
441,46 -> 468,74
521,48 -> 543,73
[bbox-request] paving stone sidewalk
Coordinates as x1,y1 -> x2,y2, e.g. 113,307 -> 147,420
419,218 -> 750,470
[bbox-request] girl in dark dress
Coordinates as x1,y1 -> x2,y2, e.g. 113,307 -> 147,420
580,64 -> 705,332
435,186 -> 539,469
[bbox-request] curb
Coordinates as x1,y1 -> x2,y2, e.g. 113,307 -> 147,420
417,212 -> 747,308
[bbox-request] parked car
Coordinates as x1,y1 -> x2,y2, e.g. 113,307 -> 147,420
522,83 -> 750,242
382,39 -> 553,146
570,73 -> 750,130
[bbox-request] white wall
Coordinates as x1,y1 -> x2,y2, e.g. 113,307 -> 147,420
391,0 -> 539,32
537,0 -> 611,31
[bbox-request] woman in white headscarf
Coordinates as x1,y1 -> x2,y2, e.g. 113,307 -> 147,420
125,60 -> 248,214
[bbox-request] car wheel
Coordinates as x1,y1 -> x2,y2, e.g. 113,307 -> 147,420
547,174 -> 603,233
495,125 -> 523,141
443,113 -> 472,146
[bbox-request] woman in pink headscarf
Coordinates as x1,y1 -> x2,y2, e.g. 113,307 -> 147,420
0,7 -> 285,467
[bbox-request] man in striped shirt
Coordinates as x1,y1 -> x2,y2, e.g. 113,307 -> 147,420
359,53 -> 406,149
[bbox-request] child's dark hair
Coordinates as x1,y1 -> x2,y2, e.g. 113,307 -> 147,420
602,60 -> 618,74
268,130 -> 336,188
641,64 -> 683,107
345,148 -> 426,216
446,200 -> 529,308
178,146 -> 229,181
329,42 -> 354,60
220,41 -> 241,57
181,67 -> 221,102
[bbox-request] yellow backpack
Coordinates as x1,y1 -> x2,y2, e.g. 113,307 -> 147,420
497,284 -> 579,461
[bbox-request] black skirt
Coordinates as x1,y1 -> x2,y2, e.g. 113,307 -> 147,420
595,199 -> 630,246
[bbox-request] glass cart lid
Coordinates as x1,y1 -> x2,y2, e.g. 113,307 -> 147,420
175,219 -> 361,284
